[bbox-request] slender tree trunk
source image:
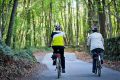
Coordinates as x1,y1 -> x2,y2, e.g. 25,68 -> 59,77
97,0 -> 106,38
108,5 -> 112,38
68,2 -> 73,46
25,0 -> 31,48
32,11 -> 36,47
68,2 -> 71,45
113,0 -> 120,36
19,0 -> 26,48
0,0 -> 5,39
87,0 -> 92,29
76,0 -> 79,46
5,0 -> 18,46
45,12 -> 48,45
48,0 -> 52,44
12,16 -> 18,49
64,0 -> 67,33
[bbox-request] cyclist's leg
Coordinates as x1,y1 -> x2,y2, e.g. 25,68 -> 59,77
52,46 -> 58,65
59,46 -> 65,73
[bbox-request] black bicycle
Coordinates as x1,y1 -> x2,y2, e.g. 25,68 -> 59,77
94,52 -> 102,77
55,53 -> 62,78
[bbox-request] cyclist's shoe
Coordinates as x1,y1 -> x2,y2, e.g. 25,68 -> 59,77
53,60 -> 56,65
92,70 -> 95,73
62,69 -> 65,73
51,54 -> 56,60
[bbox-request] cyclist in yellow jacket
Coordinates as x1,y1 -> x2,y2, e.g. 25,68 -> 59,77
49,24 -> 67,73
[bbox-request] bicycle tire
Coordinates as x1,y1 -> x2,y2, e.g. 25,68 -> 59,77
58,59 -> 61,78
98,61 -> 101,77
95,60 -> 97,74
56,58 -> 61,78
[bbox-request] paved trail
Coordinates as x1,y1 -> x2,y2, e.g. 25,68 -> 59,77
32,52 -> 120,80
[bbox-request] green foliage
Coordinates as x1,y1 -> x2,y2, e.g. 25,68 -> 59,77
105,36 -> 120,60
13,47 -> 51,63
0,41 -> 37,63
14,49 -> 37,63
0,41 -> 14,56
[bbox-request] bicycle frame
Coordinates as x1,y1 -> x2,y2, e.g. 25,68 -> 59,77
98,55 -> 101,61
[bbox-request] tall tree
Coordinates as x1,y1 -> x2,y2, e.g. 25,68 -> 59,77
87,0 -> 92,29
25,0 -> 31,48
97,0 -> 106,38
76,0 -> 79,46
113,0 -> 120,36
5,0 -> 18,46
0,0 -> 5,39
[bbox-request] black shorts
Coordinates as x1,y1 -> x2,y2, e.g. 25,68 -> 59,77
91,48 -> 104,54
52,46 -> 64,54
91,48 -> 104,59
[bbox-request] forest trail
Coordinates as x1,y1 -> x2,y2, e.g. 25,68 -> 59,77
25,52 -> 120,80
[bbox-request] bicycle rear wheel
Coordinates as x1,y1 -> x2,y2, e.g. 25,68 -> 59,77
56,58 -> 61,78
97,61 -> 101,77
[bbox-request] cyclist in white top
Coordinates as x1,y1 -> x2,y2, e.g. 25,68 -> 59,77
87,27 -> 104,73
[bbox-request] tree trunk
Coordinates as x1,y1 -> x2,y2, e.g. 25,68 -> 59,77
25,0 -> 31,48
76,0 -> 79,46
32,11 -> 36,47
5,0 -> 18,46
0,0 -> 5,39
97,0 -> 106,38
113,0 -> 120,36
64,0 -> 67,33
87,0 -> 92,29
48,0 -> 52,44
108,5 -> 112,38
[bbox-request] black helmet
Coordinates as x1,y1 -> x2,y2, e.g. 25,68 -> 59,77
55,25 -> 61,30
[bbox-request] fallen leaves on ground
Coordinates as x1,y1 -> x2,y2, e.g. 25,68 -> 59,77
104,60 -> 120,71
75,51 -> 92,63
0,51 -> 47,80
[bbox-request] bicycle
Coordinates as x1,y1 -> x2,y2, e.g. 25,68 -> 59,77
55,53 -> 62,78
94,52 -> 102,77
